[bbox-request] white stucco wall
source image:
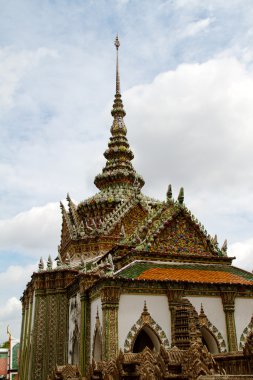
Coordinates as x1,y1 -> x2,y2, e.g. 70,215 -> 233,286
235,297 -> 253,348
187,296 -> 228,348
118,294 -> 171,350
90,297 -> 102,357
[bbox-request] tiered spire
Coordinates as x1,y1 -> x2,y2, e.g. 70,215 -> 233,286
111,35 -> 126,119
94,35 -> 144,192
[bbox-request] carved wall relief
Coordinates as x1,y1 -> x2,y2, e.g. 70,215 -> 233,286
68,293 -> 81,364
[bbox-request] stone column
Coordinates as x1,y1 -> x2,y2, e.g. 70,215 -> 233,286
19,297 -> 28,380
167,287 -> 184,347
27,291 -> 35,380
101,286 -> 121,361
80,292 -> 90,376
31,289 -> 47,380
221,290 -> 237,352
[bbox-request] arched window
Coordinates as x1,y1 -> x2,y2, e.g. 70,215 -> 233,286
201,326 -> 219,354
124,302 -> 170,353
132,325 -> 160,353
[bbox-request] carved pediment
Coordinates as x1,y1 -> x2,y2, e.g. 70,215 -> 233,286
111,203 -> 148,239
149,213 -> 216,256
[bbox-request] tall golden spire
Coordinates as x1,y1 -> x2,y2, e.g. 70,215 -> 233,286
111,34 -> 126,118
115,34 -> 120,95
94,35 -> 144,192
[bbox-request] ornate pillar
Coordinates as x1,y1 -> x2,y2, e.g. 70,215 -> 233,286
221,290 -> 237,351
56,289 -> 68,365
27,291 -> 34,380
19,298 -> 28,380
20,289 -> 34,380
167,287 -> 184,347
80,292 -> 90,376
101,286 -> 121,360
31,289 -> 47,380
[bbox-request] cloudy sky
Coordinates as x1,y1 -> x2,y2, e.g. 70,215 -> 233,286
1,0 -> 253,342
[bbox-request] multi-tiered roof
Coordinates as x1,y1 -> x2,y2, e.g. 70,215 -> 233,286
94,35 -> 144,193
56,37 -> 253,288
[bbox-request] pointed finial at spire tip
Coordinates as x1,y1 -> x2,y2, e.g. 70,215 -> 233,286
114,34 -> 120,50
143,300 -> 148,313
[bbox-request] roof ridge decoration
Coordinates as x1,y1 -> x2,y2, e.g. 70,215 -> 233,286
127,199 -> 224,256
98,192 -> 152,236
126,202 -> 166,245
94,35 -> 144,193
60,201 -> 76,239
99,196 -> 137,234
66,194 -> 80,227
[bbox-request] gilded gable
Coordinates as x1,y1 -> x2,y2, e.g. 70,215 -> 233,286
150,213 -> 215,256
111,204 -> 148,238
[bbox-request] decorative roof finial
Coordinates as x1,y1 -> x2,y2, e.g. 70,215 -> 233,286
111,34 -> 126,118
47,255 -> 53,270
115,34 -> 120,49
115,34 -> 121,95
143,300 -> 148,313
199,303 -> 208,324
38,257 -> 44,271
94,35 -> 144,192
167,184 -> 173,202
56,253 -> 62,267
221,239 -> 228,255
178,187 -> 184,204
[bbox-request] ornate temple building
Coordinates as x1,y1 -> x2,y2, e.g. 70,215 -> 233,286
19,37 -> 253,380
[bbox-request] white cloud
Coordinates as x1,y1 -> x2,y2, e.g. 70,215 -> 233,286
126,56 -> 253,191
231,239 -> 253,272
1,297 -> 21,321
0,264 -> 36,289
181,18 -> 212,37
0,297 -> 22,343
0,203 -> 61,257
0,47 -> 57,110
0,264 -> 37,343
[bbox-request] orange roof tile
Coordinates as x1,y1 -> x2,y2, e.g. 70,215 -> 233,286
137,267 -> 253,285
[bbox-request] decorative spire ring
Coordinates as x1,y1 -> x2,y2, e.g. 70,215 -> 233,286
115,34 -> 120,49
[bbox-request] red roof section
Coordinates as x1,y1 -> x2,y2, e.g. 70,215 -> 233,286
137,267 -> 253,284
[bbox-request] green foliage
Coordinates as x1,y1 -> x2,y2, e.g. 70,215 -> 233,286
0,340 -> 9,348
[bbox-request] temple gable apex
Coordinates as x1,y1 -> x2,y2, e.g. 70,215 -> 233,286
144,209 -> 221,257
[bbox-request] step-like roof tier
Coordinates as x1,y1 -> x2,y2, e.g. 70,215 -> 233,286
117,260 -> 253,286
58,37 -> 231,267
